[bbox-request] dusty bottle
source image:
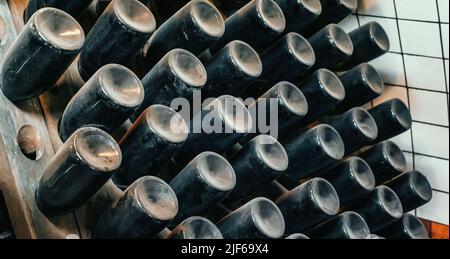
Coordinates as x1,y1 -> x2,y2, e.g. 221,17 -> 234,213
336,22 -> 390,71
36,127 -> 122,216
307,24 -> 354,72
285,233 -> 310,239
240,33 -> 315,99
167,216 -> 223,239
143,0 -> 225,69
169,152 -> 236,227
352,185 -> 403,232
173,95 -> 253,166
217,197 -> 285,239
240,81 -> 309,144
1,8 -> 84,102
377,214 -> 430,239
0,198 -> 12,236
225,135 -> 289,203
308,211 -> 370,239
304,0 -> 357,36
274,0 -> 322,34
93,176 -> 179,239
360,140 -> 407,185
333,63 -> 384,113
113,105 -> 189,188
24,0 -> 93,22
153,228 -> 171,239
59,64 -> 144,142
202,41 -> 263,99
323,157 -> 376,208
0,231 -> 14,240
77,0 -> 156,81
131,49 -> 207,122
365,234 -> 385,239
284,124 -> 345,180
96,1 -> 151,16
276,178 -> 340,234
368,98 -> 412,143
386,171 -> 432,213
297,69 -> 346,125
323,107 -> 378,155
209,0 -> 286,54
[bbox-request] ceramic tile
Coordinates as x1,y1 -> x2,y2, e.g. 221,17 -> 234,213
395,0 -> 439,22
399,20 -> 442,57
404,152 -> 414,171
446,60 -> 449,91
437,0 -> 449,23
409,89 -> 449,126
412,122 -> 449,159
404,55 -> 447,92
441,24 -> 449,59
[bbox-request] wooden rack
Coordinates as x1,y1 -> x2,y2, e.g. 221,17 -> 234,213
0,0 -> 122,239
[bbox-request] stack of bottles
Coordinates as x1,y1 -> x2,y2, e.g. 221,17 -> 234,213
0,0 -> 432,239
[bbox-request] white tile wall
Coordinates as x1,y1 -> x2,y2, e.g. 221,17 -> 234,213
404,152 -> 414,171
356,0 -> 449,225
404,55 -> 447,92
437,0 -> 449,23
395,0 -> 439,22
446,60 -> 449,88
442,24 -> 449,59
412,122 -> 449,159
398,20 -> 442,57
409,89 -> 449,126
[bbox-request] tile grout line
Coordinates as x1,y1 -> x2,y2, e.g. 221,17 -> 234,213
399,85 -> 448,94
403,150 -> 449,161
435,0 -> 450,128
432,189 -> 450,195
388,50 -> 450,61
385,83 -> 449,94
411,120 -> 449,129
392,0 -> 416,170
357,13 -> 449,25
